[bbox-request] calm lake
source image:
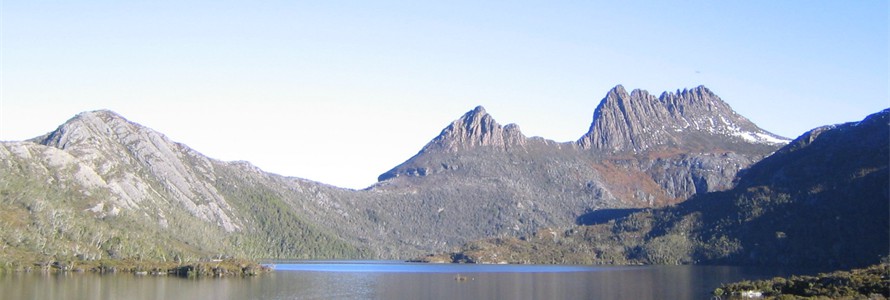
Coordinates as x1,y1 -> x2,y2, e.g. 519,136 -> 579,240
2,261 -> 812,300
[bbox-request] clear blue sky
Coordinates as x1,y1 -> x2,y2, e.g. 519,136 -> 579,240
2,1 -> 888,189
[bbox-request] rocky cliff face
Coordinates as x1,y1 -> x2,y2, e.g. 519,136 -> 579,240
379,85 -> 784,201
638,152 -> 758,199
362,86 -> 788,256
579,85 -> 787,153
378,106 -> 534,181
424,106 -> 528,153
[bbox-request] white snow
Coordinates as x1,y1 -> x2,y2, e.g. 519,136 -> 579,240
754,132 -> 790,144
732,130 -> 790,145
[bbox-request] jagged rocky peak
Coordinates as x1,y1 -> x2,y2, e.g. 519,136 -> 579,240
578,85 -> 671,151
579,85 -> 789,153
375,106 -> 528,182
659,86 -> 760,133
422,105 -> 527,153
660,85 -> 725,112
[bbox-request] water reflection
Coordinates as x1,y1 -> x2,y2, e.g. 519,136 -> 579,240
373,268 -> 682,299
0,263 -> 807,300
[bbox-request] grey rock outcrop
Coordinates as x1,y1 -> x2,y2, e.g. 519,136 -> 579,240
579,85 -> 788,153
423,106 -> 527,153
30,110 -> 243,232
641,152 -> 758,200
368,86 -> 790,255
378,106 -> 531,181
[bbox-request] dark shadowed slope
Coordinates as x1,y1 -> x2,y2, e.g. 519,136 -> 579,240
440,109 -> 887,269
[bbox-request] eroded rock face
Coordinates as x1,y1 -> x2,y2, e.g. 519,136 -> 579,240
31,110 -> 242,232
380,86 -> 786,194
578,85 -> 788,153
641,152 -> 759,200
423,106 -> 528,153
370,86 -> 789,254
378,106 -> 535,181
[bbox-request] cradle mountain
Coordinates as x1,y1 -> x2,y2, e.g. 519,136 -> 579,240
1,85 -> 885,269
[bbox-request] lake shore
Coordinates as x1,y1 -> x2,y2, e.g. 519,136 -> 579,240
0,258 -> 271,277
715,262 -> 889,299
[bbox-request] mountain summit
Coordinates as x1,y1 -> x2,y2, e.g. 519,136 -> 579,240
579,85 -> 788,153
28,109 -> 244,232
421,106 -> 527,153
380,85 -> 788,187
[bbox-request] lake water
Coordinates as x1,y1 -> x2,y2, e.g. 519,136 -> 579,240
1,261 -> 811,299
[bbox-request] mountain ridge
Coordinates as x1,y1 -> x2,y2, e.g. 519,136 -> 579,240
434,108 -> 888,268
29,109 -> 244,232
362,85 -> 786,256
378,85 -> 784,196
0,84 -> 800,263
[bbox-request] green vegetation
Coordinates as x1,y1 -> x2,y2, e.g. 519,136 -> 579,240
212,167 -> 373,259
0,146 -> 372,269
715,262 -> 889,299
426,174 -> 887,268
0,258 -> 270,277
